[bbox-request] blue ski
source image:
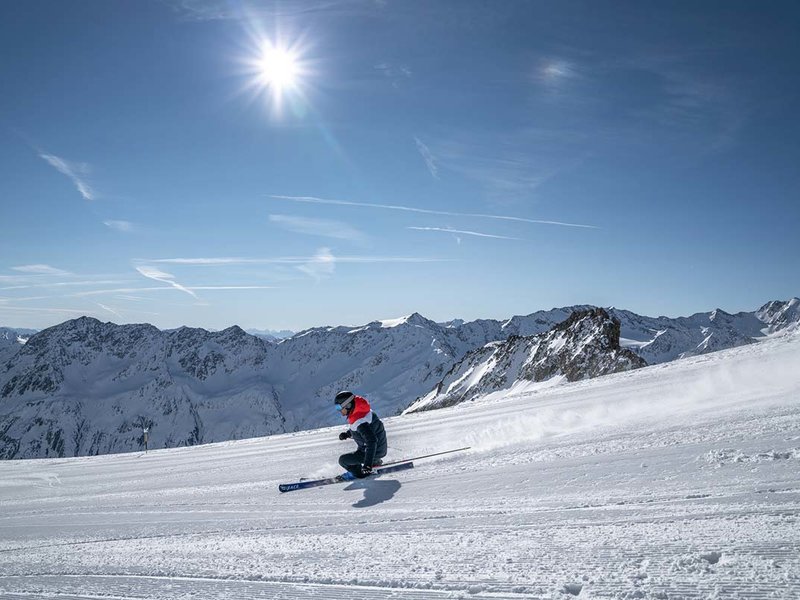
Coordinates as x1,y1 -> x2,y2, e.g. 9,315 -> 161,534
278,461 -> 414,493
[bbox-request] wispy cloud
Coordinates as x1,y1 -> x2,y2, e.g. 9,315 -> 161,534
190,286 -> 276,290
414,137 -> 439,179
145,255 -> 453,265
269,195 -> 598,229
72,286 -> 182,298
375,62 -> 413,88
12,264 -> 72,276
135,266 -> 198,298
532,52 -> 747,157
298,247 -> 336,282
269,214 -> 367,243
72,284 -> 274,298
39,153 -> 95,201
428,137 -> 572,203
103,220 -> 135,233
97,303 -> 122,319
0,279 -> 130,291
0,305 -> 93,315
408,226 -> 520,240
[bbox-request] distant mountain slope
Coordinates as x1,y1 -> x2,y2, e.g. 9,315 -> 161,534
0,318 -> 283,459
245,328 -> 296,342
609,307 -> 763,364
405,308 -> 646,413
0,327 -> 36,363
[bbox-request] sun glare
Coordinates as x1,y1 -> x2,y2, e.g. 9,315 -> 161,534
241,36 -> 310,115
258,47 -> 299,91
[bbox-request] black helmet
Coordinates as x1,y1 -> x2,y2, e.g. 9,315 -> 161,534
334,390 -> 355,410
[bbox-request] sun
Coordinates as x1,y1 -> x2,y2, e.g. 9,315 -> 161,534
240,36 -> 310,115
258,46 -> 300,92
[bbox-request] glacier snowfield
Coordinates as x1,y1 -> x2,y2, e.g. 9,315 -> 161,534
1,334 -> 798,599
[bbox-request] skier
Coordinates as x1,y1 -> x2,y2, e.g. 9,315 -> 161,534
335,390 -> 387,479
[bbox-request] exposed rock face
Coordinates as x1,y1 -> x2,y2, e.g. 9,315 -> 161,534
756,298 -> 800,333
405,308 -> 647,413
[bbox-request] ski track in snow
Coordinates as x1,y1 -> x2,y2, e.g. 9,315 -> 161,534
0,335 -> 799,599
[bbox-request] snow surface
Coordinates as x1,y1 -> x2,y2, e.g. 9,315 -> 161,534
1,334 -> 799,599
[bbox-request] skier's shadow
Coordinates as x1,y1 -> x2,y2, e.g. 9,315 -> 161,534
345,479 -> 402,508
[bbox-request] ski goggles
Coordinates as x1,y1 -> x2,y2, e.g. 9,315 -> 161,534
334,394 -> 355,411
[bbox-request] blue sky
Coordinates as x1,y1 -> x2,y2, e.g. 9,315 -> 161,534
1,0 -> 798,331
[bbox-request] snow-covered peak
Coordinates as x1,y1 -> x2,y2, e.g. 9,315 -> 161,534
756,297 -> 800,333
378,312 -> 437,329
406,308 -> 646,413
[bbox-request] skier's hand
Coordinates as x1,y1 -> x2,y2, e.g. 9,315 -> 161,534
338,431 -> 351,441
357,465 -> 373,478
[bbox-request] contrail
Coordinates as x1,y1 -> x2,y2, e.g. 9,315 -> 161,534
269,195 -> 598,229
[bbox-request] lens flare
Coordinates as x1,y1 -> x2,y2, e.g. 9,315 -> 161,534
239,33 -> 311,117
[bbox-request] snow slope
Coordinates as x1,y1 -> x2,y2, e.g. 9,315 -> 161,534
1,331 -> 798,598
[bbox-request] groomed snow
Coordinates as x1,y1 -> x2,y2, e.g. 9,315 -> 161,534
1,334 -> 798,599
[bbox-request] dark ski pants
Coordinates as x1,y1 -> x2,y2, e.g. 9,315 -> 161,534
338,450 -> 384,475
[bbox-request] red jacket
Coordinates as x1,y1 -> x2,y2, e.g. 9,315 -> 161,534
347,396 -> 372,426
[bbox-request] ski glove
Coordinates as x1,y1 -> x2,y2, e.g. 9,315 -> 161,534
356,465 -> 373,478
338,430 -> 352,441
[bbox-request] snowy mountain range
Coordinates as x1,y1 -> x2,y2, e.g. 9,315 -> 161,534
405,308 -> 647,413
0,298 -> 797,459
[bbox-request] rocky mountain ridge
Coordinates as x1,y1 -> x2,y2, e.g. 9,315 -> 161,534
0,298 -> 797,459
405,308 -> 647,413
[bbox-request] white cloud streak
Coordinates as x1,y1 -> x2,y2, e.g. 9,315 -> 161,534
97,303 -> 122,319
298,247 -> 336,282
408,226 -> 520,240
39,153 -> 95,201
70,287 -> 183,298
268,214 -> 367,243
414,137 -> 439,179
72,285 -> 274,298
135,266 -> 198,298
269,195 -> 598,229
11,264 -> 72,276
190,286 -> 276,290
103,220 -> 135,233
0,306 -> 93,315
144,256 -> 452,266
0,279 -> 129,291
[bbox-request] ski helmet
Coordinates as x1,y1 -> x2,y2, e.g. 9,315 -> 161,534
334,390 -> 355,410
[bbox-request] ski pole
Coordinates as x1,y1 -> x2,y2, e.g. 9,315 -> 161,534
378,446 -> 470,467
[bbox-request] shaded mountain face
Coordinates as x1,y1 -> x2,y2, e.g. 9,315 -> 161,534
404,308 -> 647,413
0,318 -> 283,459
0,298 -> 797,459
0,327 -> 36,364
